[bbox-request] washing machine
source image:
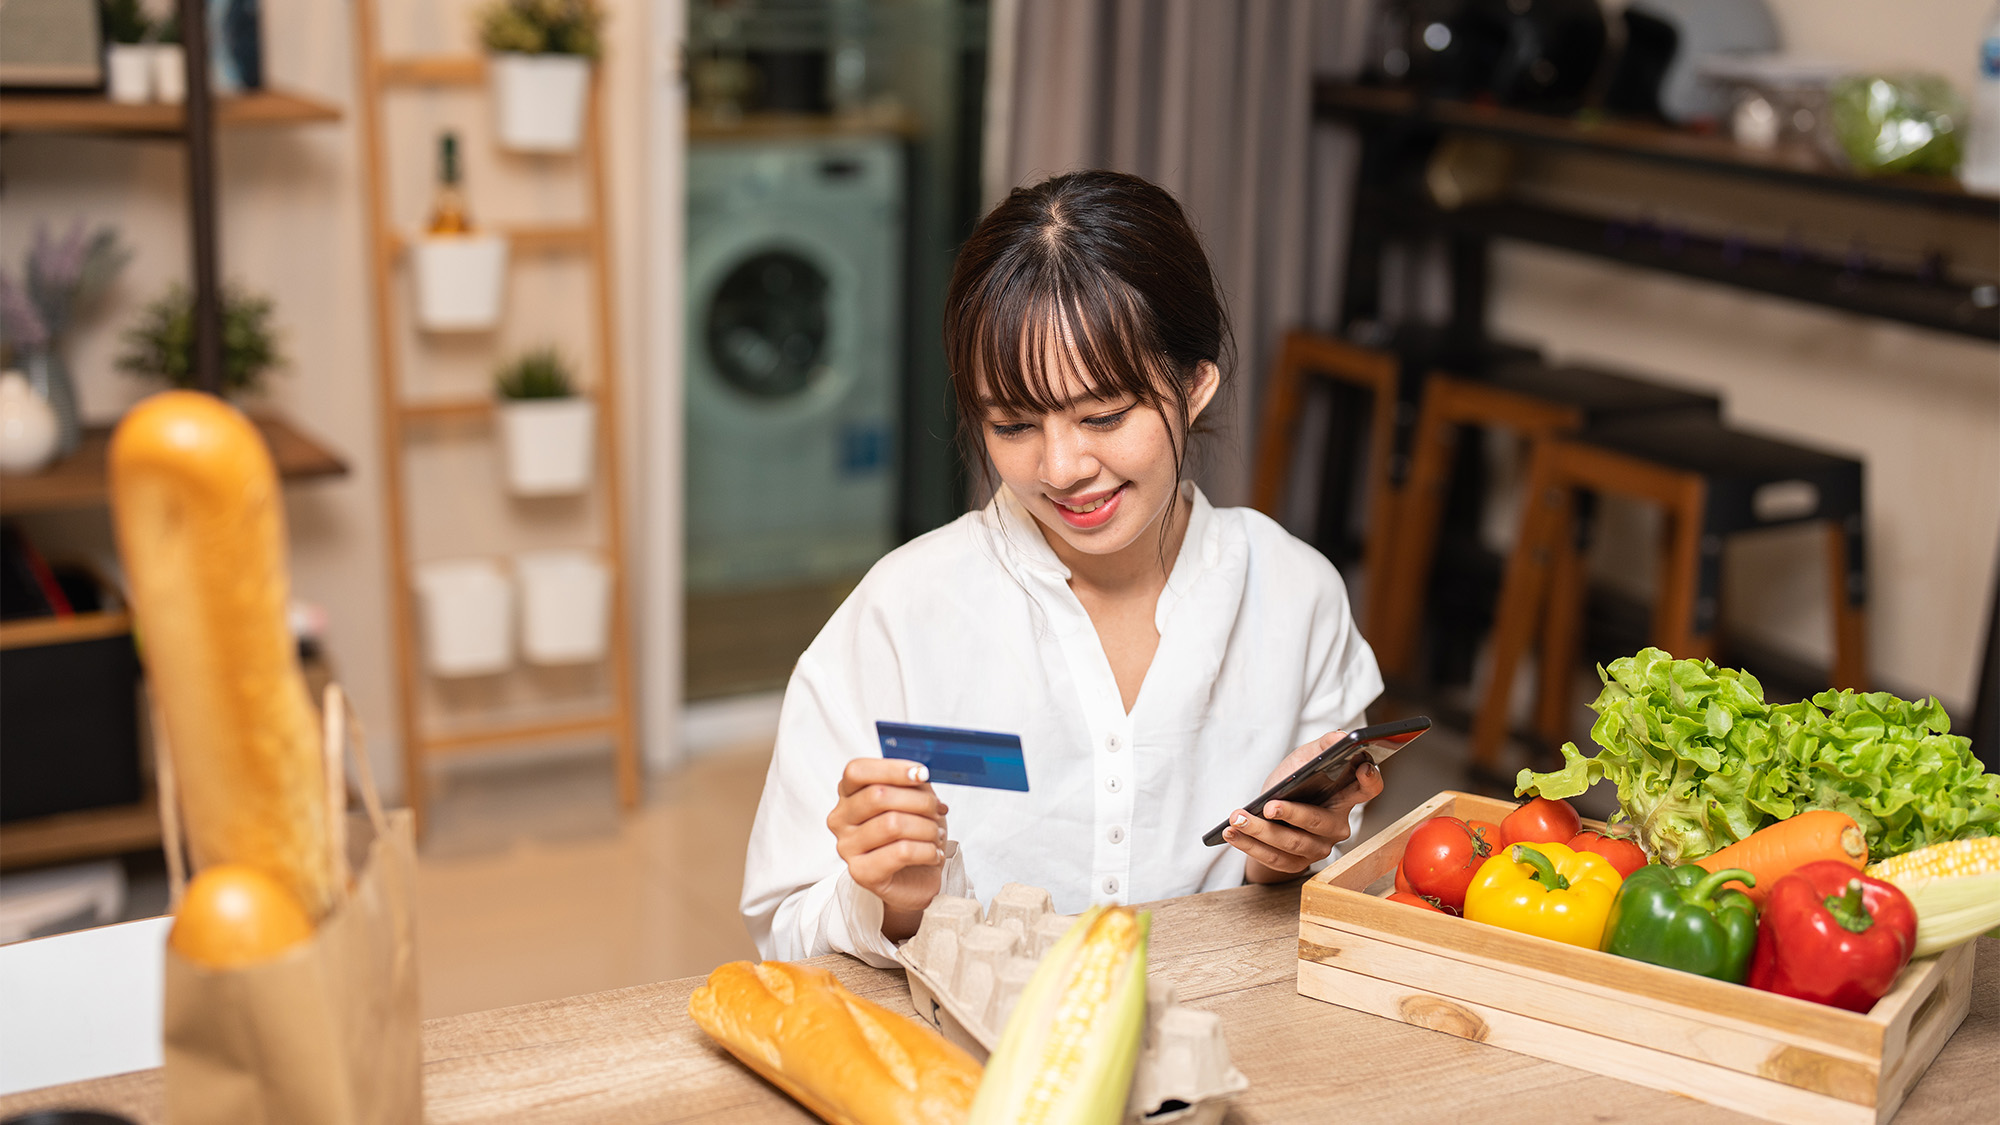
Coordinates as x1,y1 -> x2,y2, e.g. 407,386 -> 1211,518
685,135 -> 903,592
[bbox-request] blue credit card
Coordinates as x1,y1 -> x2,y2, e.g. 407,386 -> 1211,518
876,721 -> 1030,792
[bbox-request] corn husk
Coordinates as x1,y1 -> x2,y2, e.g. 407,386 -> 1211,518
1872,870 -> 2000,958
968,905 -> 1150,1125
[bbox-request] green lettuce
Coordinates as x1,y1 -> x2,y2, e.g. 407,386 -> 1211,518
1516,648 -> 2000,864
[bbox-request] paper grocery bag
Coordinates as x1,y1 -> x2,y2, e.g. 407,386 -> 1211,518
158,687 -> 422,1125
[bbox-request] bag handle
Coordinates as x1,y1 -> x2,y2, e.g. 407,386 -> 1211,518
154,681 -> 387,912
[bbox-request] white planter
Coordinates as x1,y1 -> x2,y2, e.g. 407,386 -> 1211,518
150,44 -> 187,105
414,559 -> 514,677
412,234 -> 509,332
498,397 -> 595,497
516,550 -> 611,665
490,53 -> 590,153
105,44 -> 153,105
0,371 -> 60,475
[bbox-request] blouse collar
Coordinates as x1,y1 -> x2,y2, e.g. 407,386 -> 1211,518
982,481 -> 1220,618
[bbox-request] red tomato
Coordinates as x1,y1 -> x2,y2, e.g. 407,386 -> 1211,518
1402,816 -> 1495,912
1570,830 -> 1649,877
1387,891 -> 1455,914
1468,820 -> 1503,851
1501,797 -> 1582,848
1395,864 -> 1416,896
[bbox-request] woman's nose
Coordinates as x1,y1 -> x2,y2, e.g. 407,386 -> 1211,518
1040,423 -> 1097,489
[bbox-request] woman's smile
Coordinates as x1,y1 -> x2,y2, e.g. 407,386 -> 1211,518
1049,482 -> 1128,529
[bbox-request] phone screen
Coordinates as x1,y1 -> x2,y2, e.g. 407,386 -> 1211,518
1201,717 -> 1430,847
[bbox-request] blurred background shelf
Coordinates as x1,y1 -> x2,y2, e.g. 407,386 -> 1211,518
0,792 -> 161,873
0,412 -> 347,516
0,88 -> 342,135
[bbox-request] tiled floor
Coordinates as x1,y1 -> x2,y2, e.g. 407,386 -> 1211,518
408,713 -> 1586,1019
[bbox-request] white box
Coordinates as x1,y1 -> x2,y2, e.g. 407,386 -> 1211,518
516,550 -> 610,665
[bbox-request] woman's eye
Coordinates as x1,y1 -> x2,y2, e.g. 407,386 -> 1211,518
1084,406 -> 1134,429
989,421 -> 1033,437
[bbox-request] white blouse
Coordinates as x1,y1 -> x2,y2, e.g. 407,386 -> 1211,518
740,483 -> 1383,967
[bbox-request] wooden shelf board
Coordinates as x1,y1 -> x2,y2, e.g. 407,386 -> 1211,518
389,223 -> 592,257
0,792 -> 161,871
0,610 -> 133,652
688,106 -> 923,141
377,55 -> 487,87
401,398 -> 496,424
1315,81 -> 2000,217
421,713 -> 620,755
0,88 -> 342,134
0,410 -> 348,516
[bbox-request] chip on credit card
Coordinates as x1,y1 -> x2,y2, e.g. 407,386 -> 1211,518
876,721 -> 1030,792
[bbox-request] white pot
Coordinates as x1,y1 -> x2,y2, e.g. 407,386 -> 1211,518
151,44 -> 187,105
105,44 -> 153,105
0,371 -> 60,475
498,397 -> 595,496
515,550 -> 611,665
490,53 -> 590,153
412,234 -> 509,332
414,559 -> 514,677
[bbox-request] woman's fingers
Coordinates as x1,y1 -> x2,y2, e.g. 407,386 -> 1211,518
846,838 -> 947,891
839,756 -> 937,797
836,809 -> 947,859
1225,808 -> 1333,865
1223,816 -> 1315,872
829,758 -> 945,832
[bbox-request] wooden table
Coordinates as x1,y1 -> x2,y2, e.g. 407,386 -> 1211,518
4,885 -> 1994,1123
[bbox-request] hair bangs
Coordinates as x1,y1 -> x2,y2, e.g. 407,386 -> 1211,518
957,249 -> 1182,421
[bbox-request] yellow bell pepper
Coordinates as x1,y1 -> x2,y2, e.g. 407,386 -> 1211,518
1463,841 -> 1624,949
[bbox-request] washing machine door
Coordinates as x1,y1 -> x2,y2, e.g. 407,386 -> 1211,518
685,217 -> 900,592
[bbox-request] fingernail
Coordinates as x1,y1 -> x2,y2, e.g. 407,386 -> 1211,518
937,825 -> 947,842
908,764 -> 929,783
1265,802 -> 1281,819
1231,812 -> 1247,826
1222,827 -> 1235,840
938,801 -> 951,814
1363,761 -> 1379,778
935,845 -> 945,861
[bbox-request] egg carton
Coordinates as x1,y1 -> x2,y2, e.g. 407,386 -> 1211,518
898,883 -> 1250,1125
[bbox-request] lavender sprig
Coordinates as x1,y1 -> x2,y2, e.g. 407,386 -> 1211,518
0,271 -> 50,351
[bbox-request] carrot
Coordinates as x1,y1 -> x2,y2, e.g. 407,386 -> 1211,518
1694,810 -> 1869,906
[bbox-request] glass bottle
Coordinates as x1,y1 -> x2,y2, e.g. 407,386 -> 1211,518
427,132 -> 473,234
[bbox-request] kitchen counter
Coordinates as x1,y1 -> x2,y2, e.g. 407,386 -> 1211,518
3,883 -> 1994,1123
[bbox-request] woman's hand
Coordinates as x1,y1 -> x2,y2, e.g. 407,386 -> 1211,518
1223,730 -> 1385,884
828,758 -> 952,941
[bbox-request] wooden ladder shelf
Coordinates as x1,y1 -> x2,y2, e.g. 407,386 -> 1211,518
349,2 -> 640,833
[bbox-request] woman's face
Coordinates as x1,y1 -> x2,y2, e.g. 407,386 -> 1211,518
978,342 -> 1219,566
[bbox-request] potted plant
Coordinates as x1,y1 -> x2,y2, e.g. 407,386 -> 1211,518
495,347 -> 594,496
102,0 -> 153,104
117,283 -> 284,397
0,222 -> 131,456
151,10 -> 186,105
477,0 -> 603,153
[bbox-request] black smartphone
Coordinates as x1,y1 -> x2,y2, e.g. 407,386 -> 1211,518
1201,716 -> 1432,847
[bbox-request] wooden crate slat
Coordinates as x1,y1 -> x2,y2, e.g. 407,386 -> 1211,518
1298,958 -> 1878,1125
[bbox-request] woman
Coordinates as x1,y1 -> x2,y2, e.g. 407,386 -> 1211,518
741,171 -> 1383,966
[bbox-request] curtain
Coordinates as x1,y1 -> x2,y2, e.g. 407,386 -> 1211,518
982,0 -> 1372,506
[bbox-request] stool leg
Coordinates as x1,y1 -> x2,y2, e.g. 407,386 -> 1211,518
1371,385 -> 1456,677
1653,477 -> 1712,662
1472,446 -> 1569,773
1534,493 -> 1592,756
1249,333 -> 1310,517
1826,519 -> 1869,690
1358,367 -> 1403,637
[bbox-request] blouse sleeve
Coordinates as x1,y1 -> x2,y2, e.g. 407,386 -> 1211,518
1290,563 -> 1385,751
739,611 -> 969,968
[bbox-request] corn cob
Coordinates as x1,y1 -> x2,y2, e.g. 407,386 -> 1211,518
969,905 -> 1150,1125
1867,837 -> 2000,958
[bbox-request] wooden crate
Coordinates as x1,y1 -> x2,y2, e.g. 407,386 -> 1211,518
1300,791 -> 1977,1125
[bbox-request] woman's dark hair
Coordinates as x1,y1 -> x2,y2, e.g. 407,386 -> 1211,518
943,171 -> 1233,496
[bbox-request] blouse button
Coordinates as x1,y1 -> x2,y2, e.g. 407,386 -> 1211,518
1108,826 -> 1125,844
1105,776 -> 1122,793
1106,734 -> 1121,752
1103,877 -> 1120,896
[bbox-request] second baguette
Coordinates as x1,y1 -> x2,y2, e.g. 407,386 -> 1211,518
689,960 -> 981,1125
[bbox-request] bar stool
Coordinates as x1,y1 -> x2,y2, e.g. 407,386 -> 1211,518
1370,361 -> 1722,681
1471,414 -> 1868,771
1250,327 -> 1536,631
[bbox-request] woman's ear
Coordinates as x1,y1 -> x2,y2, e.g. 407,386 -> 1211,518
1186,361 -> 1222,424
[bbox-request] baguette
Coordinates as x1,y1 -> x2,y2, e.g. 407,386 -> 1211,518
110,391 -> 335,919
689,961 -> 981,1125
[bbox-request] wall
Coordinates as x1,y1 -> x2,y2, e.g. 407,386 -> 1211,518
0,0 -> 669,798
1486,0 -> 2000,713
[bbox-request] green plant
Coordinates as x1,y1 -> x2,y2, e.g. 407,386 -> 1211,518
101,0 -> 151,45
494,347 -> 576,399
117,285 -> 284,395
476,0 -> 604,59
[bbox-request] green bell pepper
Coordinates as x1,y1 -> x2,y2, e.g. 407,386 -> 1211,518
1600,864 -> 1759,983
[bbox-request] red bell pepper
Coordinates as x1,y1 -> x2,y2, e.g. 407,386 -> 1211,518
1748,860 -> 1917,1013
